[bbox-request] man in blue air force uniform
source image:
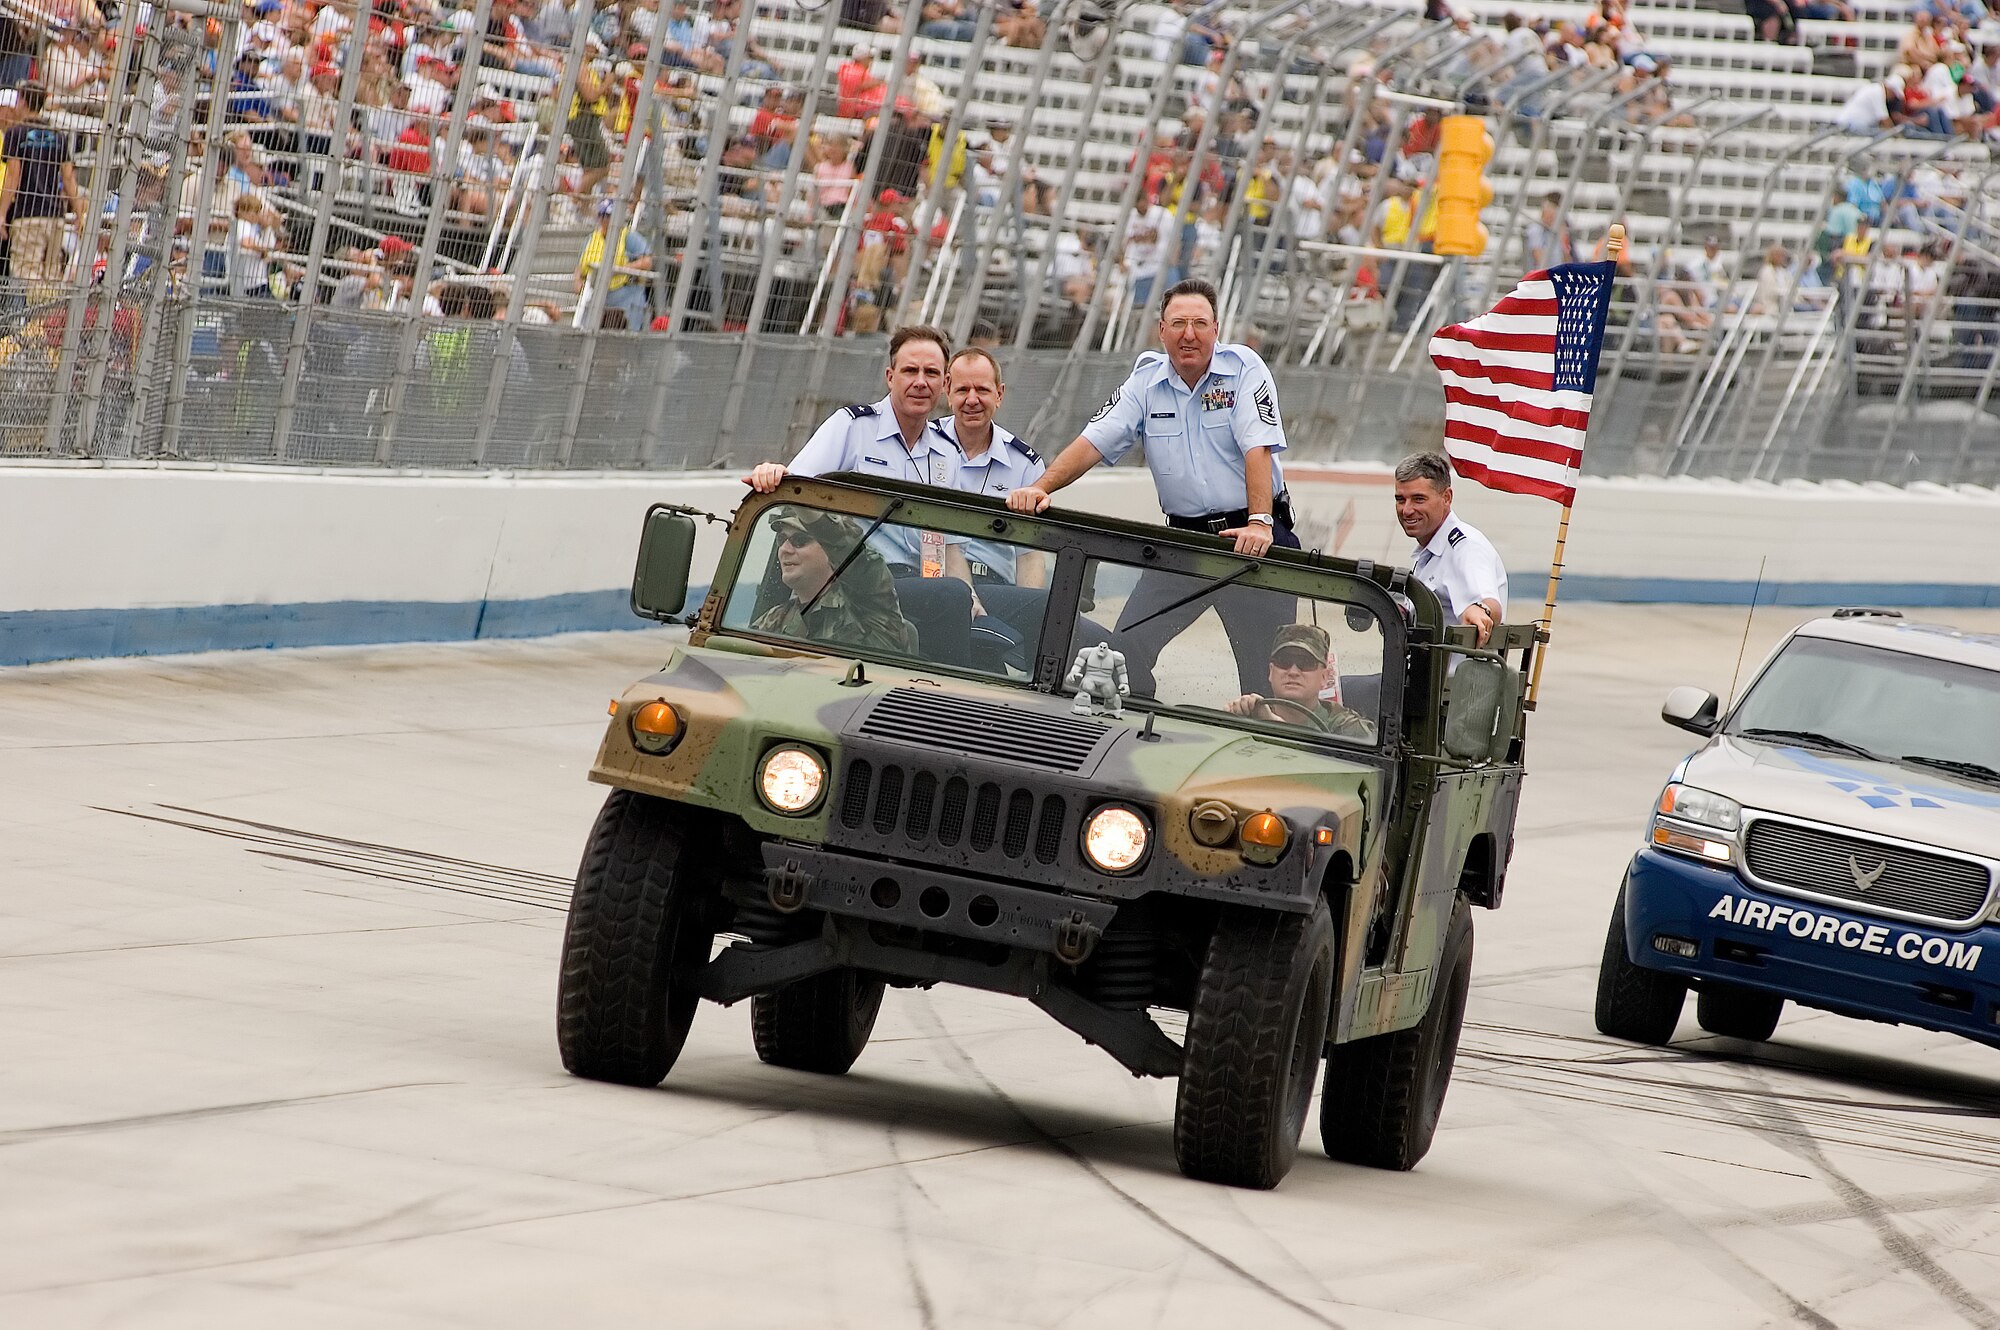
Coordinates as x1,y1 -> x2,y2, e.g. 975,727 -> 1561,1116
1005,278 -> 1299,695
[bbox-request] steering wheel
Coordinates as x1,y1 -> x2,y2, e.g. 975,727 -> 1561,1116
1255,696 -> 1331,731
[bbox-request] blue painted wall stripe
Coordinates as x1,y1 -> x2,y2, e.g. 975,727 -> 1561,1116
2,577 -> 1992,667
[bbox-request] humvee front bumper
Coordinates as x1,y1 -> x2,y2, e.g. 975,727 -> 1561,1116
756,842 -> 1120,963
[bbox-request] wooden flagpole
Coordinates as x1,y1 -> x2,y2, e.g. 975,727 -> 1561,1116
1526,223 -> 1623,708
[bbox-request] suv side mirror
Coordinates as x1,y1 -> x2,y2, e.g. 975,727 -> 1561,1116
1661,686 -> 1720,736
631,506 -> 697,621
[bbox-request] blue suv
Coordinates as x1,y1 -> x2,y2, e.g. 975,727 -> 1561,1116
1597,610 -> 2000,1048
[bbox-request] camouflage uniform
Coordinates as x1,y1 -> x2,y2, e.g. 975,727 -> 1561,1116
752,509 -> 921,657
1252,623 -> 1377,740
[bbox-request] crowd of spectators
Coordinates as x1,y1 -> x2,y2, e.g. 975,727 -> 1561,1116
1833,4 -> 2000,141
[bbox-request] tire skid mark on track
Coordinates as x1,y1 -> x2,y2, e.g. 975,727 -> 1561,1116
906,995 -> 1349,1330
93,805 -> 573,914
1682,1067 -> 2000,1330
0,1083 -> 455,1145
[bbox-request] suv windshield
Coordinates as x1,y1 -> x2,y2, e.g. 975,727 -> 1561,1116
1727,635 -> 2000,774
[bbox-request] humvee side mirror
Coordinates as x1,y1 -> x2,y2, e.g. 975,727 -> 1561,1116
1444,658 -> 1521,763
1661,686 -> 1720,736
631,507 -> 698,621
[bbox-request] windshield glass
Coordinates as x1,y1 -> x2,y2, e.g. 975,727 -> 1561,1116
718,502 -> 1049,680
1072,557 -> 1386,746
1728,636 -> 2000,773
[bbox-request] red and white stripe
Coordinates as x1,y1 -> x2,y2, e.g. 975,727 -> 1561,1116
1428,273 -> 1590,505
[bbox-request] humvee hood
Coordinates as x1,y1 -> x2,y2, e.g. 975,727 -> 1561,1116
1684,737 -> 2000,862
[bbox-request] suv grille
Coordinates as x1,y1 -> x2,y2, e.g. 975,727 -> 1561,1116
857,689 -> 1109,773
1743,819 -> 1992,925
838,759 -> 1068,867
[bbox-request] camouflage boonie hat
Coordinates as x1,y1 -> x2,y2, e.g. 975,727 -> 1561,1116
1270,623 -> 1331,665
770,507 -> 864,559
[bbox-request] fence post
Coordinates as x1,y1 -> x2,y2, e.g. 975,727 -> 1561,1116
269,5 -> 373,462
554,7 -> 671,467
471,0 -> 596,469
121,25 -> 206,457
712,0 -> 844,467
377,0 -> 493,463
160,13 -> 245,459
956,0 -> 1080,350
42,0 -> 149,455
892,5 -> 995,330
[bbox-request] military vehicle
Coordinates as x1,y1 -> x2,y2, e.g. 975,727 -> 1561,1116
558,475 -> 1536,1189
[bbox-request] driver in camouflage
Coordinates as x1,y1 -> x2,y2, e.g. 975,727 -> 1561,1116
1226,624 -> 1375,740
752,509 -> 920,656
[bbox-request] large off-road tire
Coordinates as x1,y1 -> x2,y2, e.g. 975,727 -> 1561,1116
1593,883 -> 1686,1045
557,789 -> 717,1087
1696,982 -> 1784,1042
1319,897 -> 1474,1171
752,968 -> 887,1074
1174,896 -> 1336,1190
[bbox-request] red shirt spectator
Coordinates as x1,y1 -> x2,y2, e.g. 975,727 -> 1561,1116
387,123 -> 430,175
838,49 -> 886,118
863,188 -> 913,252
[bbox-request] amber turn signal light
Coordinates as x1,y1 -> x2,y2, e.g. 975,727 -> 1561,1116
1240,811 -> 1288,865
630,700 -> 683,754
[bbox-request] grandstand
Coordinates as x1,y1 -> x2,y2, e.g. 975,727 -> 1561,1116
1,0 -> 1997,485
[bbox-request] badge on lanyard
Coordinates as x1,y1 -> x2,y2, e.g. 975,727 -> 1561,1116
920,451 -> 948,577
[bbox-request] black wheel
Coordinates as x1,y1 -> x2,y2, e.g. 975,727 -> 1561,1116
1696,983 -> 1784,1041
557,789 -> 717,1086
1593,882 -> 1686,1045
752,968 -> 887,1074
1174,895 -> 1336,1190
1319,897 -> 1474,1171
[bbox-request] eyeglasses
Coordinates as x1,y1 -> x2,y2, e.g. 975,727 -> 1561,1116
775,529 -> 817,548
1271,650 -> 1322,671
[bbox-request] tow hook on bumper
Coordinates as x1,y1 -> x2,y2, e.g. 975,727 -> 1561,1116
766,857 -> 812,913
1054,910 -> 1100,965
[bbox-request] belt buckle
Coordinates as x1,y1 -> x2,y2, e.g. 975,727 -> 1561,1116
968,561 -> 991,578
1204,515 -> 1230,535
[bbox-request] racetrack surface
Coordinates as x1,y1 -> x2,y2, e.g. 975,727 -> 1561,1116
5,605 -> 2000,1329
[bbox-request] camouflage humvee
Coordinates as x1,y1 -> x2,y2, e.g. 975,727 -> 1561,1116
558,475 -> 1535,1189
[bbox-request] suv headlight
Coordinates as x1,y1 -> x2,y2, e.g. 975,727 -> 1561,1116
1082,804 -> 1149,874
757,745 -> 826,814
1651,783 -> 1741,863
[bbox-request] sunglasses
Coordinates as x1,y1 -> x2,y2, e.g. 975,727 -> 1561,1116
1271,649 -> 1323,671
775,529 -> 818,548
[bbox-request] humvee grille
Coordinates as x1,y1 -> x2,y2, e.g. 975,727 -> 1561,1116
857,689 -> 1109,773
1743,818 -> 1993,926
834,758 -> 1075,874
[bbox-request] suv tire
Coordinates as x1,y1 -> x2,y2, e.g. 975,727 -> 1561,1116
1319,897 -> 1473,1171
1174,896 -> 1335,1190
1696,982 -> 1784,1042
752,969 -> 887,1074
557,789 -> 716,1086
1593,883 -> 1686,1045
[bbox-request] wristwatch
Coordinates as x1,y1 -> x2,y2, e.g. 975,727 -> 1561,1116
1247,513 -> 1274,527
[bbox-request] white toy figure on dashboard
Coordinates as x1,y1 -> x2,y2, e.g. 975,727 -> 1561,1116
1065,642 -> 1130,718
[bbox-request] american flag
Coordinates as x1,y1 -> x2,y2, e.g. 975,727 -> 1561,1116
1427,261 -> 1617,506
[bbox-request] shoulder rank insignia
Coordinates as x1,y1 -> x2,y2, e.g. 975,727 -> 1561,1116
844,403 -> 878,419
1447,526 -> 1465,548
1089,390 -> 1119,424
1253,382 -> 1278,427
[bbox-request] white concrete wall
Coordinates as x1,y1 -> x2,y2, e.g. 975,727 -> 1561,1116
2,463 -> 1995,666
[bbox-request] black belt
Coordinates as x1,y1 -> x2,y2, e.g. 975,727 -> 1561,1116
1166,492 -> 1293,535
891,560 -> 1005,582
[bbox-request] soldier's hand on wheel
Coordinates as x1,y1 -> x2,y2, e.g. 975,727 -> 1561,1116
1224,693 -> 1262,716
744,462 -> 789,492
1220,524 -> 1273,557
1006,486 -> 1051,513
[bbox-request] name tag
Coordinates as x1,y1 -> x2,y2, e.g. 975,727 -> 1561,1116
862,454 -> 889,467
1149,412 -> 1177,420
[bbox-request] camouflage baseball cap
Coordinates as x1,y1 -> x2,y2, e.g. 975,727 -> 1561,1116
1270,623 -> 1331,665
770,507 -> 863,558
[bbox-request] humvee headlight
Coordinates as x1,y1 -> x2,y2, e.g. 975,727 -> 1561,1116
757,745 -> 826,815
1656,783 -> 1741,832
1239,811 -> 1289,866
1083,805 -> 1148,874
629,700 -> 683,755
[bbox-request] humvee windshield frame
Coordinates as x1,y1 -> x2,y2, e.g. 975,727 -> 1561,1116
693,475 -> 1440,757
